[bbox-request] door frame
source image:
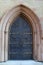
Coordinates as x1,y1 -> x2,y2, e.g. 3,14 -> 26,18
0,4 -> 41,62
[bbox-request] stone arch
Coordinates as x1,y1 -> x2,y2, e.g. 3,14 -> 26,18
0,4 -> 41,62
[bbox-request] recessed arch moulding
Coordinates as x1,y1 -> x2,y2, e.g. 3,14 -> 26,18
0,4 -> 42,62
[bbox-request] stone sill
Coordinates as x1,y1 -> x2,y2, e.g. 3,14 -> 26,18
0,60 -> 43,65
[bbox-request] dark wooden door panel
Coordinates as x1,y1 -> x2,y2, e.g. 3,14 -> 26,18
8,16 -> 33,60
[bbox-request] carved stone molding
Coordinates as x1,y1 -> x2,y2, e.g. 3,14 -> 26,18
0,4 -> 41,62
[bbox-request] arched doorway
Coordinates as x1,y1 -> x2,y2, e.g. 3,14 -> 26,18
0,4 -> 41,62
8,16 -> 33,60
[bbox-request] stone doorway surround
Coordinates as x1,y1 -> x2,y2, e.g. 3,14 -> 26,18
0,4 -> 41,62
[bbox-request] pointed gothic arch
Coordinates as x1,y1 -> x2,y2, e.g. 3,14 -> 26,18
0,4 -> 41,62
